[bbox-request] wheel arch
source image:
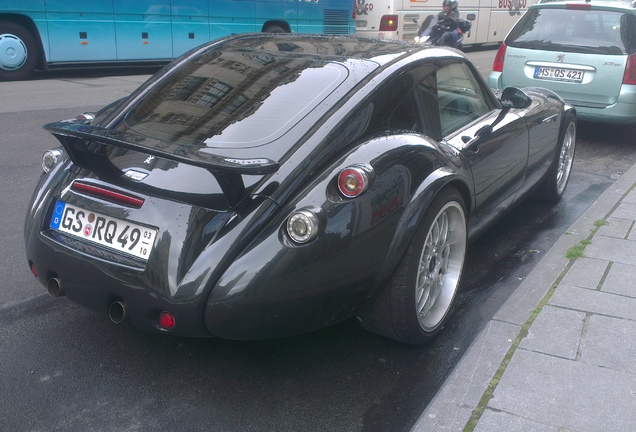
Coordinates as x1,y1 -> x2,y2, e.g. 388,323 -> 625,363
375,169 -> 471,290
261,20 -> 291,33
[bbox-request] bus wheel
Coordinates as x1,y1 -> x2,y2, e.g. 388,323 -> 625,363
0,21 -> 39,81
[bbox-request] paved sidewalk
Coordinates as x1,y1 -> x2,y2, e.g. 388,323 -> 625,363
412,160 -> 636,431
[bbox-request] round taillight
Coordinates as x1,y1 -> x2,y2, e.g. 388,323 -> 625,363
286,210 -> 319,244
338,165 -> 370,198
158,311 -> 176,330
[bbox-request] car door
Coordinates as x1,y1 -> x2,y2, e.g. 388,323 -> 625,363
431,60 -> 529,218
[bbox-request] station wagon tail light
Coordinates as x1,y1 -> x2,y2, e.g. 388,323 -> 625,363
287,210 -> 319,244
338,165 -> 372,198
624,53 -> 636,85
493,43 -> 507,73
380,15 -> 398,32
42,148 -> 64,173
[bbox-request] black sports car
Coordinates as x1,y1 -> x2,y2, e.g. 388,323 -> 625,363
24,34 -> 576,344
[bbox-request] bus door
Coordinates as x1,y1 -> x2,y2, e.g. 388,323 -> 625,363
45,0 -> 117,62
113,0 -> 172,60
171,0 -> 210,57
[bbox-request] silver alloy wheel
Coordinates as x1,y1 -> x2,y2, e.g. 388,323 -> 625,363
416,201 -> 466,331
556,121 -> 576,195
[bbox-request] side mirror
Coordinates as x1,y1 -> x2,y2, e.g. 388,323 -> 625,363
500,87 -> 532,109
464,88 -> 531,151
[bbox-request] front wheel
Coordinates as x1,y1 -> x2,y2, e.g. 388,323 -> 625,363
0,21 -> 39,81
536,113 -> 576,203
358,187 -> 467,344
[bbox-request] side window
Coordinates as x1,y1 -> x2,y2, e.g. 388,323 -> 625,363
387,93 -> 421,132
436,62 -> 491,137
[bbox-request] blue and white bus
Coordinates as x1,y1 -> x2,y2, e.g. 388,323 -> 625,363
0,0 -> 356,80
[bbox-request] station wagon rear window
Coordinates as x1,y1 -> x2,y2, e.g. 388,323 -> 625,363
123,49 -> 349,149
507,9 -> 636,55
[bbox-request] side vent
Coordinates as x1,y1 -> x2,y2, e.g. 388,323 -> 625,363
323,9 -> 351,35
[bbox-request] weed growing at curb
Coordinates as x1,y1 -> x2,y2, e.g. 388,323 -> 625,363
566,239 -> 591,259
463,218 -> 609,431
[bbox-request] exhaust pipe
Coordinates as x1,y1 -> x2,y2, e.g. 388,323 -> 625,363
108,301 -> 127,324
47,278 -> 64,298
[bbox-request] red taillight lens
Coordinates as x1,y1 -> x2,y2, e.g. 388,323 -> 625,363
379,15 -> 398,32
352,0 -> 356,19
71,181 -> 145,208
493,43 -> 507,73
338,165 -> 370,198
623,53 -> 636,85
159,311 -> 176,330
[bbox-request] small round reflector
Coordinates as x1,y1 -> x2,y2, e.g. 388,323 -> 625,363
338,165 -> 370,198
159,311 -> 176,330
286,210 -> 319,244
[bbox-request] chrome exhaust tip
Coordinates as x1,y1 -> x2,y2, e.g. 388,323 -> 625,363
108,301 -> 127,324
47,278 -> 64,298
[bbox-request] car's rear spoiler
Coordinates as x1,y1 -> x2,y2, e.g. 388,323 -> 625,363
44,121 -> 279,208
44,121 -> 280,175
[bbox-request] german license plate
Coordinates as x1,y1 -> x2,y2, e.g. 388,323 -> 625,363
50,201 -> 157,261
534,66 -> 584,83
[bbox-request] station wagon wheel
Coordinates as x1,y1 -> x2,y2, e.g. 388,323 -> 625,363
0,21 -> 39,81
358,187 -> 467,344
536,113 -> 576,203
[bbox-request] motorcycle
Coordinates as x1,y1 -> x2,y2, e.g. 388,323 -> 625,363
414,15 -> 472,50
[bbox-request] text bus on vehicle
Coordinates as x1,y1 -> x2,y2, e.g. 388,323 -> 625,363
354,0 -> 536,45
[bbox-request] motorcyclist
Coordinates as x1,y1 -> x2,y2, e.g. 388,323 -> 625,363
416,0 -> 461,48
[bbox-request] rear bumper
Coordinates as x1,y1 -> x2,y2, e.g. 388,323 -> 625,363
489,72 -> 636,125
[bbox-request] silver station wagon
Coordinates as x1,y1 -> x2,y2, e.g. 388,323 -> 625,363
489,0 -> 636,127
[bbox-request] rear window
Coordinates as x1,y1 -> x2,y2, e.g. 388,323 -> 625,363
507,8 -> 636,55
121,48 -> 349,149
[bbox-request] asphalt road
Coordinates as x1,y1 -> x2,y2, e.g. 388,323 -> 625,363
2,51 -> 635,432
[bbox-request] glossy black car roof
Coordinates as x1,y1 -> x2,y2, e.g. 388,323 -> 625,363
114,34 -> 459,151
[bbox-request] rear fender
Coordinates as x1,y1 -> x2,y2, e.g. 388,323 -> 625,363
375,168 -> 471,289
203,133 -> 466,339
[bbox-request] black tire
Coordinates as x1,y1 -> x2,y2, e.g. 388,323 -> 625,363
263,25 -> 287,34
535,113 -> 576,203
358,187 -> 467,344
0,21 -> 39,81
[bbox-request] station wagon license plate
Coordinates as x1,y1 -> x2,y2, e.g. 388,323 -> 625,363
534,66 -> 584,83
50,201 -> 157,261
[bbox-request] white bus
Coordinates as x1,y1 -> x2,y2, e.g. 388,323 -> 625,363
354,0 -> 536,45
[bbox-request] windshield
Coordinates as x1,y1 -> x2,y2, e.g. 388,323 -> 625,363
507,8 -> 636,55
121,47 -> 350,149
